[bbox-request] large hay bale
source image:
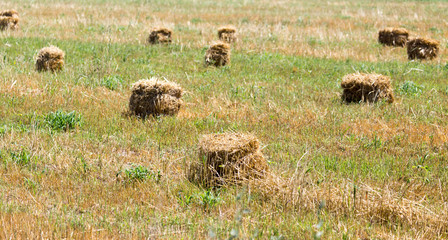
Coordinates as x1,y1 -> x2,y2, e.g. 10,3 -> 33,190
218,26 -> 237,43
378,27 -> 409,47
204,41 -> 231,67
35,46 -> 65,72
406,37 -> 439,60
128,77 -> 183,117
341,73 -> 394,103
0,10 -> 19,30
188,133 -> 269,187
147,28 -> 172,44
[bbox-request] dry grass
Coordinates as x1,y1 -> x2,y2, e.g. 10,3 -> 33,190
0,9 -> 19,30
35,46 -> 65,72
406,37 -> 440,60
378,27 -> 409,47
147,27 -> 172,44
341,73 -> 394,103
128,77 -> 183,117
204,41 -> 231,67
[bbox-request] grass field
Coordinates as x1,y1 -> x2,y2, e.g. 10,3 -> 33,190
1,0 -> 448,239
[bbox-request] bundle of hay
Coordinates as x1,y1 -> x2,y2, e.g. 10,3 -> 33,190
128,77 -> 183,117
35,46 -> 65,72
218,26 -> 237,43
378,27 -> 409,47
188,133 -> 268,187
147,27 -> 172,44
0,10 -> 19,30
341,73 -> 394,103
204,41 -> 231,67
406,37 -> 439,60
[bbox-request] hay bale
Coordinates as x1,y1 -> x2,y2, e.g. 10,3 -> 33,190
35,46 -> 65,72
341,73 -> 394,103
378,28 -> 409,47
204,41 -> 231,67
188,133 -> 269,187
128,77 -> 183,117
0,10 -> 19,30
406,37 -> 440,60
218,26 -> 237,43
147,28 -> 172,44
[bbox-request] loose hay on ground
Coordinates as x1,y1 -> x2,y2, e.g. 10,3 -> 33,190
0,10 -> 19,30
406,37 -> 440,60
218,26 -> 237,43
188,133 -> 269,187
341,73 -> 394,103
128,77 -> 183,117
204,41 -> 231,67
147,28 -> 172,44
35,46 -> 65,72
378,27 -> 409,47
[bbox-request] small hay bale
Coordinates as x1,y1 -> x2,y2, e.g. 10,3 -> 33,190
35,46 -> 65,72
0,10 -> 19,30
128,77 -> 183,118
204,41 -> 231,67
147,28 -> 172,44
341,73 -> 394,103
218,26 -> 237,43
406,37 -> 440,60
378,28 -> 409,47
188,133 -> 269,187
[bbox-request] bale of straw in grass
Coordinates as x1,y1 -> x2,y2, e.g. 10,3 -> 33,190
378,27 -> 409,47
204,41 -> 231,67
0,10 -> 19,30
218,26 -> 237,43
128,77 -> 183,117
147,27 -> 172,44
188,133 -> 269,187
35,46 -> 65,72
406,37 -> 440,60
341,73 -> 394,103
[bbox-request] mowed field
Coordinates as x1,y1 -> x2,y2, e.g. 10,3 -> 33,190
1,0 -> 448,239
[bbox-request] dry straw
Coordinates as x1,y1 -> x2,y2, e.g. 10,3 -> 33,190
407,37 -> 440,60
218,26 -> 237,43
128,77 -> 183,118
341,73 -> 394,103
0,10 -> 19,30
188,133 -> 269,187
147,28 -> 172,44
205,41 -> 231,67
35,46 -> 65,72
378,27 -> 409,47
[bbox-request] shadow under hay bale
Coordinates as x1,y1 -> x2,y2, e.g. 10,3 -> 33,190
0,10 -> 19,30
128,77 -> 183,118
204,41 -> 231,67
378,28 -> 409,47
147,28 -> 172,44
341,73 -> 394,103
35,46 -> 65,72
406,37 -> 439,60
218,26 -> 237,43
188,133 -> 269,187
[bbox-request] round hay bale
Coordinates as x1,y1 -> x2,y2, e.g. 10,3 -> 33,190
378,27 -> 409,47
341,73 -> 394,103
0,10 -> 19,30
35,46 -> 65,72
218,26 -> 237,43
406,37 -> 439,60
188,133 -> 269,187
147,28 -> 172,44
204,41 -> 231,67
128,77 -> 183,118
